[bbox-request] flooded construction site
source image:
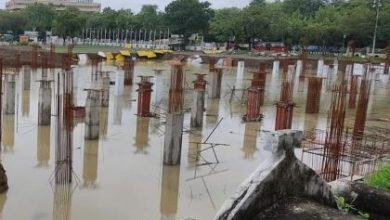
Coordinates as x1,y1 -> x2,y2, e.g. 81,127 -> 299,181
0,47 -> 389,220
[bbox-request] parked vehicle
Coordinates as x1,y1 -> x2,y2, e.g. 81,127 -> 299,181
253,41 -> 284,53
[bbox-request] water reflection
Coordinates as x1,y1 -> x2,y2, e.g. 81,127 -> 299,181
160,165 -> 180,220
21,90 -> 30,117
82,140 -> 99,188
113,95 -> 124,125
188,129 -> 202,166
36,126 -> 51,168
0,192 -> 7,219
99,107 -> 109,139
23,66 -> 31,91
304,113 -> 319,134
242,122 -> 259,159
2,115 -> 15,153
134,117 -> 150,154
52,184 -> 72,220
206,99 -> 220,128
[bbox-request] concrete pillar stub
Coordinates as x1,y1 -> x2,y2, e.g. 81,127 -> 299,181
23,65 -> 31,90
38,80 -> 53,125
163,113 -> 184,165
85,89 -> 101,140
272,60 -> 280,77
191,90 -> 205,127
4,74 -> 16,115
101,76 -> 110,107
209,68 -> 223,99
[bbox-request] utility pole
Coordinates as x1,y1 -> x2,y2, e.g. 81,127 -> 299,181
372,0 -> 382,56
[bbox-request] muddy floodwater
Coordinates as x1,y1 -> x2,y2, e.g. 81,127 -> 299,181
0,61 -> 389,220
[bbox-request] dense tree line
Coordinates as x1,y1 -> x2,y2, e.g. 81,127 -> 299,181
0,0 -> 389,48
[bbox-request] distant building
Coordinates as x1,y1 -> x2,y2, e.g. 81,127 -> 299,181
6,0 -> 101,12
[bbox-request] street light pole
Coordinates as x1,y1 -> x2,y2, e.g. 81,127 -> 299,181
372,0 -> 382,56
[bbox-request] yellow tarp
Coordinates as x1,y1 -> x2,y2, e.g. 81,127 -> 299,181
137,51 -> 157,59
120,50 -> 131,56
154,49 -> 173,54
202,49 -> 224,54
105,52 -> 114,60
115,54 -> 125,62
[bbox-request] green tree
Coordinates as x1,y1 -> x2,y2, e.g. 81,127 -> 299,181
164,0 -> 213,43
135,5 -> 162,29
339,1 -> 375,47
283,0 -> 326,17
249,0 -> 266,7
53,7 -> 85,41
116,9 -> 135,29
24,3 -> 56,32
209,8 -> 243,43
0,11 -> 27,35
305,5 -> 343,46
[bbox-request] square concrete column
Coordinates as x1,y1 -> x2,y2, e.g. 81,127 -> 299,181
163,113 -> 184,165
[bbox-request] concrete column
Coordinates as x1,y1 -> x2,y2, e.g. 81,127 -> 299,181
272,60 -> 280,77
85,90 -> 101,140
38,80 -> 52,125
209,68 -> 223,99
123,58 -> 134,86
317,59 -> 324,76
322,65 -> 329,78
346,64 -> 353,76
4,74 -> 16,115
295,60 -> 302,77
191,90 -> 205,127
101,75 -> 110,107
163,113 -> 184,165
326,65 -> 335,91
191,74 -> 207,127
153,70 -> 164,106
374,65 -> 382,81
23,65 -> 31,90
333,58 -> 339,76
114,71 -> 124,96
236,61 -> 245,89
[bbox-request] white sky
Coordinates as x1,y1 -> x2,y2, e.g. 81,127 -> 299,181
1,0 -> 253,12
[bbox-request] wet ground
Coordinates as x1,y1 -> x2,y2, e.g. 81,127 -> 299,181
255,197 -> 363,220
0,61 -> 389,220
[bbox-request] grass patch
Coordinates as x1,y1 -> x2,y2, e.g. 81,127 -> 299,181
366,164 -> 390,190
55,45 -> 123,54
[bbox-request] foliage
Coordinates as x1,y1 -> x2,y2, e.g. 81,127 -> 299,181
0,0 -> 390,48
164,0 -> 213,40
24,3 -> 56,32
337,196 -> 370,219
135,5 -> 163,29
209,8 -> 243,42
366,164 -> 390,190
52,7 -> 85,39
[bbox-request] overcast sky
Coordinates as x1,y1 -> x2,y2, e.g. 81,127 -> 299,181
1,0 -> 253,12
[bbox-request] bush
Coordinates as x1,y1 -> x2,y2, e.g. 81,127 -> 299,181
366,164 -> 390,190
